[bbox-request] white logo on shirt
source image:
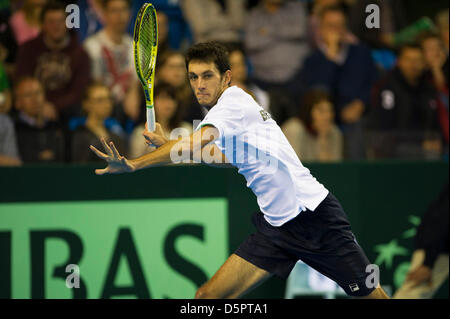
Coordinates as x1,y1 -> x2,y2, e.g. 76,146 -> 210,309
259,110 -> 272,121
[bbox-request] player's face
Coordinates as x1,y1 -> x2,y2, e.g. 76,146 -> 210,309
188,61 -> 231,109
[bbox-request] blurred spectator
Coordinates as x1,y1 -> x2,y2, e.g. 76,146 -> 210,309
302,5 -> 377,160
181,0 -> 246,45
84,0 -> 141,127
309,0 -> 358,49
435,9 -> 449,52
15,1 -> 91,124
76,0 -> 191,50
418,31 -> 448,89
0,61 -> 21,166
0,9 -> 18,77
9,0 -> 47,45
13,76 -> 64,163
0,113 -> 21,166
155,50 -> 204,124
76,0 -> 105,42
157,10 -> 170,57
282,89 -> 343,162
417,32 -> 449,149
0,61 -> 11,115
367,44 -> 442,159
245,0 -> 309,106
394,182 -> 448,299
346,0 -> 408,49
133,0 -> 193,50
129,82 -> 192,158
228,46 -> 270,112
71,82 -> 127,163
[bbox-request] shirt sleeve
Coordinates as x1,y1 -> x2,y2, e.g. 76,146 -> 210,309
195,102 -> 245,141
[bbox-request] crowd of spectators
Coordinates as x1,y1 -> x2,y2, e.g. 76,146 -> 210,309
0,0 -> 448,166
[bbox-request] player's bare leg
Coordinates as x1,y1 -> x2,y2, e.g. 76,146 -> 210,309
361,284 -> 390,299
195,254 -> 272,299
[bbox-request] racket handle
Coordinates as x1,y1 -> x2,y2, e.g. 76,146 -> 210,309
146,106 -> 156,132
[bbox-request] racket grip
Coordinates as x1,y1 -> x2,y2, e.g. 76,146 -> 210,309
146,106 -> 156,132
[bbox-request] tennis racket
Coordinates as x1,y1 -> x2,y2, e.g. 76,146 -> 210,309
133,3 -> 158,132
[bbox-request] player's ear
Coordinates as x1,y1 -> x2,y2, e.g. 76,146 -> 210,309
224,70 -> 232,86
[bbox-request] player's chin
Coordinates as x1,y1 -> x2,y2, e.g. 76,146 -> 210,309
197,98 -> 213,108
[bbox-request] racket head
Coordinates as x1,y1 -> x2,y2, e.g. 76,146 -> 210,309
133,3 -> 158,103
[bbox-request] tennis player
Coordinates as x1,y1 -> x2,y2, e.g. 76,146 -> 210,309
90,42 -> 390,299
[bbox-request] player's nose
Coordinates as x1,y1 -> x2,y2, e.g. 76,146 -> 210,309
197,78 -> 206,89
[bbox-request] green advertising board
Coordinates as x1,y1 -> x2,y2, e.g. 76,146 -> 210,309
0,199 -> 228,299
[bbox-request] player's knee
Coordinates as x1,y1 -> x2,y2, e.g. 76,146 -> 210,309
195,285 -> 216,299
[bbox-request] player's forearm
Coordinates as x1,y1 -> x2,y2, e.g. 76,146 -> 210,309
131,139 -> 181,170
130,138 -> 193,171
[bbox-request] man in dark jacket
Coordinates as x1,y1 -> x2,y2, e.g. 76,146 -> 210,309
367,44 -> 441,159
13,77 -> 64,163
301,5 -> 378,160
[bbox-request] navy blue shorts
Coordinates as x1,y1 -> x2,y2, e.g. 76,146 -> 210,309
234,192 -> 376,297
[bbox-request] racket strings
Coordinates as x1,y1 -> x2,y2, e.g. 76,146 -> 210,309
139,10 -> 157,80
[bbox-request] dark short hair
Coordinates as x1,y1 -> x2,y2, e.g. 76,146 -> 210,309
102,0 -> 132,9
156,50 -> 184,72
40,1 -> 66,23
397,43 -> 423,57
13,76 -> 43,95
185,41 -> 231,75
83,81 -> 110,102
154,81 -> 183,130
299,89 -> 333,135
416,30 -> 441,46
154,81 -> 178,101
319,4 -> 347,22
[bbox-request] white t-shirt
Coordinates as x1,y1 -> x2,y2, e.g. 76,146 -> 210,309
84,30 -> 136,102
195,86 -> 329,226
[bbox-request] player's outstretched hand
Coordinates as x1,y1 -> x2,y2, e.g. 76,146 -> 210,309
143,122 -> 168,148
90,138 -> 136,175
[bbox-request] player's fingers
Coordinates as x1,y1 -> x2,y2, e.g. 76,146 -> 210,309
101,138 -> 113,156
109,141 -> 121,159
90,145 -> 108,160
95,167 -> 109,175
120,157 -> 129,166
143,131 -> 152,141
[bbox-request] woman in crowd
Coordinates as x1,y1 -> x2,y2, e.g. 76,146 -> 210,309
72,82 -> 127,163
129,82 -> 192,158
282,89 -> 343,162
228,46 -> 270,112
156,50 -> 205,124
